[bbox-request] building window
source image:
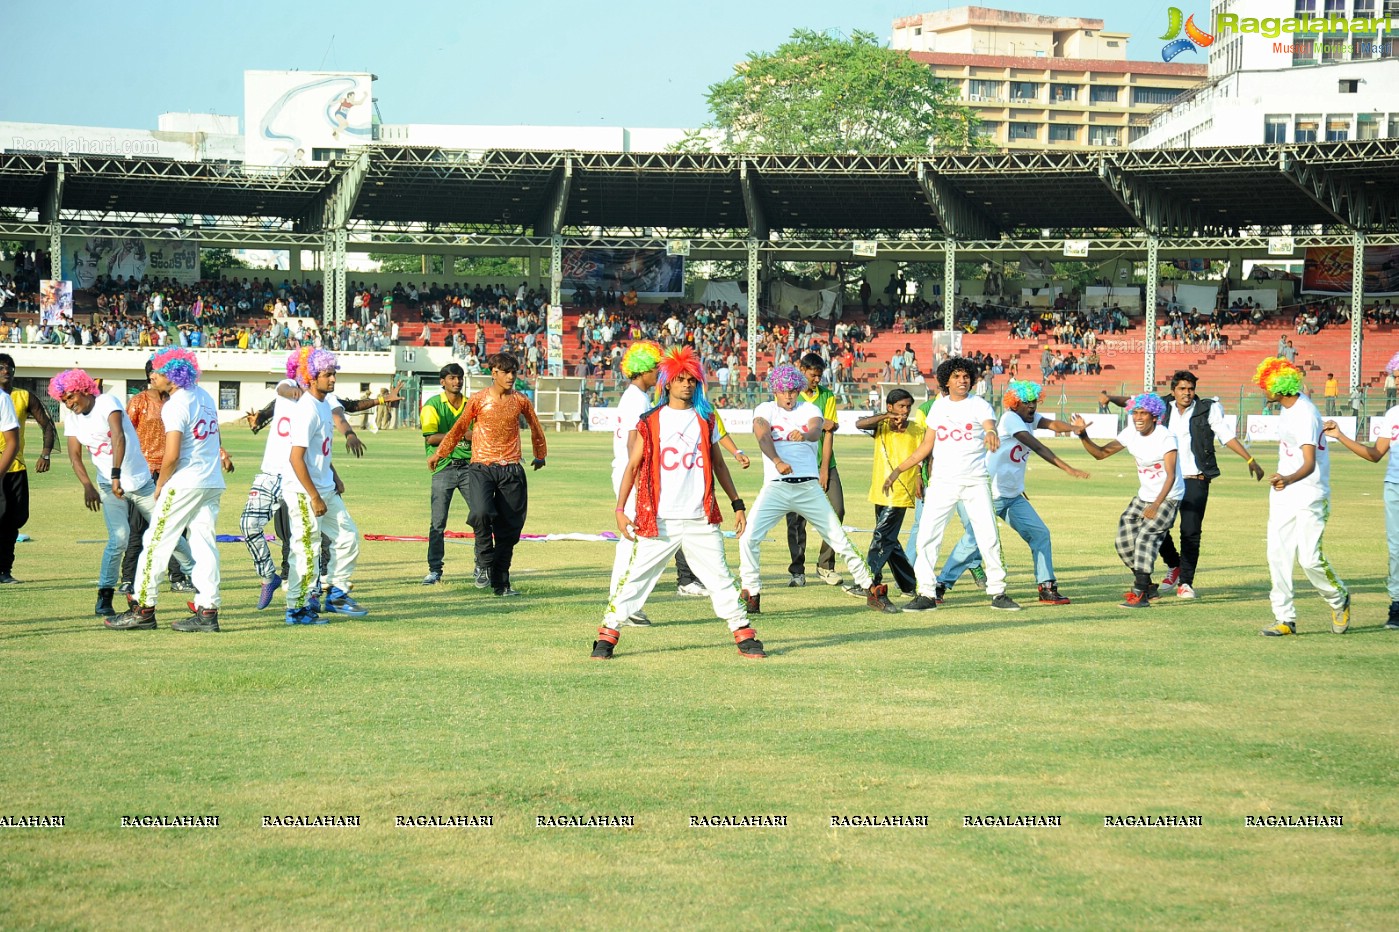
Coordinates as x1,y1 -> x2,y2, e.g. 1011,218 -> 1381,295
1129,126 -> 1150,142
1326,117 -> 1351,141
1131,86 -> 1183,106
1090,86 -> 1120,104
1321,34 -> 1345,61
218,381 -> 240,411
1389,115 -> 1399,137
1357,113 -> 1381,139
1087,127 -> 1119,146
1352,34 -> 1377,59
1323,0 -> 1344,12
977,121 -> 1001,141
1049,83 -> 1079,102
1354,0 -> 1376,14
1339,78 -> 1360,92
1293,36 -> 1317,64
1264,115 -> 1289,143
968,79 -> 1003,100
1008,122 -> 1039,141
1048,125 -> 1078,143
1009,82 -> 1040,101
1106,40 -> 1119,47
1295,115 -> 1320,142
1294,0 -> 1317,13
1382,35 -> 1399,57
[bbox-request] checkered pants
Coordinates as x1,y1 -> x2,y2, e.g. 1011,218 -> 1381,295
1115,496 -> 1180,583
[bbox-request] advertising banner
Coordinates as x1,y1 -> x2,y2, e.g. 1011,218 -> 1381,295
39,280 -> 73,325
546,303 -> 563,376
62,234 -> 200,288
1301,246 -> 1399,296
561,248 -> 684,297
244,70 -> 373,167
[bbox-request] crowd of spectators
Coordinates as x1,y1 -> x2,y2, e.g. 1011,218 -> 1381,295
0,249 -> 52,311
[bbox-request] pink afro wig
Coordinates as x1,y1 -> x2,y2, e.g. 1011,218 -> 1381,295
294,348 -> 339,388
47,368 -> 100,400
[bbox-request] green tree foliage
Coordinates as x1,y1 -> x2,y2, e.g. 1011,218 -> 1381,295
199,247 -> 249,280
686,29 -> 981,154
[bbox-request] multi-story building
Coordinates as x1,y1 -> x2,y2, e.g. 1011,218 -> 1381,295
891,6 -> 1207,149
1133,0 -> 1399,147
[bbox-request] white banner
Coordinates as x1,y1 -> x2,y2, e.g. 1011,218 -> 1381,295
62,234 -> 200,288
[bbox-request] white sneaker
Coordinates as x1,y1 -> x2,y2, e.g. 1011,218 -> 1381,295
816,567 -> 842,586
1177,583 -> 1197,599
676,582 -> 709,598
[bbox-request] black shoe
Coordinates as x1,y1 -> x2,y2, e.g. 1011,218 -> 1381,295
116,581 -> 133,595
172,608 -> 221,633
1387,601 -> 1399,630
1120,589 -> 1152,609
903,594 -> 939,613
934,583 -> 947,605
733,626 -> 766,658
170,578 -> 197,594
473,566 -> 490,589
494,586 -> 521,598
866,584 -> 900,614
740,589 -> 761,614
105,604 -> 157,630
94,588 -> 116,618
591,626 -> 618,659
0,573 -> 21,584
990,594 -> 1022,612
1038,583 -> 1071,605
1144,583 -> 1161,601
422,571 -> 443,586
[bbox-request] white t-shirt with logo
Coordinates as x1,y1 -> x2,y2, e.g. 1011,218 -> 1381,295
1116,425 -> 1184,504
259,379 -> 301,477
1274,394 -> 1329,507
1377,403 -> 1399,484
611,384 -> 650,483
926,395 -> 997,481
655,406 -> 719,520
281,393 -> 336,496
161,385 -> 225,491
754,400 -> 821,482
64,392 -> 153,487
0,391 -> 16,433
988,409 -> 1043,499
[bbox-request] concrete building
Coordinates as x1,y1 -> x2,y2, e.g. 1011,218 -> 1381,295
1133,0 -> 1399,148
892,6 -> 1207,149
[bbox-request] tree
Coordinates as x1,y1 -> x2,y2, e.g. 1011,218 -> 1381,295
684,29 -> 982,154
199,248 -> 248,280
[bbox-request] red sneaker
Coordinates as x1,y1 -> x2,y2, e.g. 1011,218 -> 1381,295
1161,567 -> 1180,587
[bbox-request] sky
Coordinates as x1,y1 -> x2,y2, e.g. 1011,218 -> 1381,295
1,0 -> 1179,131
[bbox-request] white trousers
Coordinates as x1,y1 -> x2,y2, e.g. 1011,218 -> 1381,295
913,476 -> 1006,597
739,479 -> 872,593
607,468 -> 640,597
605,518 -> 747,631
134,486 -> 222,610
1268,496 -> 1348,624
284,490 -> 360,609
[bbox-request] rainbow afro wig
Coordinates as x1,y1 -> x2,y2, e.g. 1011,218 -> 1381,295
1385,351 -> 1399,376
620,340 -> 663,378
150,348 -> 201,390
286,347 -> 312,382
656,346 -> 712,421
1254,356 -> 1304,396
1126,393 -> 1167,419
47,368 -> 99,401
768,364 -> 805,394
1002,380 -> 1042,411
294,348 -> 340,389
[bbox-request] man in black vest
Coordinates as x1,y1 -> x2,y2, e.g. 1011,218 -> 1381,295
1103,371 -> 1264,598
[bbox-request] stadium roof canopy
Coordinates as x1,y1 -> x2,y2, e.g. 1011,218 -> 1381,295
2,140 -> 1397,244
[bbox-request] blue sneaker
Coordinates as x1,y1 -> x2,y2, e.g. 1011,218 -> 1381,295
306,590 -> 321,614
324,586 -> 368,618
257,573 -> 282,611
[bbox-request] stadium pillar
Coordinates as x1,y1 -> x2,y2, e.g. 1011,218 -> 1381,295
550,236 -> 562,320
321,234 -> 334,326
942,240 -> 955,333
289,247 -> 301,281
529,252 -> 541,288
48,222 -> 61,280
1144,235 -> 1160,392
1351,228 -> 1365,392
334,229 -> 348,325
746,238 -> 760,376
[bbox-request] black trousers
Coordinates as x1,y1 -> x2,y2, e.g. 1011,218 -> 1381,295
0,471 -> 29,576
786,466 -> 844,575
428,460 -> 485,573
868,505 -> 917,594
1158,477 -> 1211,586
118,469 -> 189,587
466,462 -> 526,589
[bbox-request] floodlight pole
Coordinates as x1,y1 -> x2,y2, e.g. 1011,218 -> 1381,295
943,239 -> 956,335
48,222 -> 61,280
1144,235 -> 1160,392
1351,228 -> 1365,394
550,235 -> 562,318
746,238 -> 759,376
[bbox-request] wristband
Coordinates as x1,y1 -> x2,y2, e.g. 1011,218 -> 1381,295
38,452 -> 51,459
734,450 -> 745,457
615,507 -> 627,513
110,467 -> 121,479
1246,457 -> 1255,465
730,498 -> 746,512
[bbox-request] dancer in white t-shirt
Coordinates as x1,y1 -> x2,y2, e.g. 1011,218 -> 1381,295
1071,393 -> 1184,609
884,358 -> 1022,613
1253,357 -> 1349,636
607,340 -> 663,625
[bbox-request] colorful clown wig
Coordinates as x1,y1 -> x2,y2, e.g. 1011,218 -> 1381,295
767,364 -> 805,394
935,356 -> 980,393
620,340 -> 663,379
47,368 -> 100,401
149,348 -> 201,389
1254,356 -> 1304,396
286,346 -> 312,382
1126,392 -> 1167,419
1386,351 -> 1399,376
1002,380 -> 1042,412
294,348 -> 340,389
656,346 -> 713,421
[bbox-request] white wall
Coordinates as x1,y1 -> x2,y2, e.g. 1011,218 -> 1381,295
0,121 -> 243,161
376,123 -> 691,152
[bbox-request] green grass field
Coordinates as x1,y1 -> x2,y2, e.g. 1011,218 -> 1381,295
3,425 -> 1398,929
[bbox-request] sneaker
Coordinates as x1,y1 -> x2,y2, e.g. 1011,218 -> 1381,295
1331,595 -> 1351,635
968,565 -> 988,590
1387,602 -> 1399,630
0,573 -> 21,584
733,626 -> 766,658
1162,566 -> 1181,587
817,568 -> 842,586
866,584 -> 900,614
172,608 -> 220,633
1037,583 -> 1070,606
621,610 -> 652,627
325,586 -> 369,617
842,582 -> 872,599
990,594 -> 1022,612
740,589 -> 761,614
677,581 -> 708,598
788,573 -> 806,588
421,570 -> 443,586
1260,621 -> 1296,637
1176,583 -> 1197,599
257,573 -> 282,610
94,588 -> 117,618
1144,583 -> 1161,601
105,604 -> 157,630
116,581 -> 133,595
494,586 -> 522,598
169,578 -> 197,594
591,626 -> 619,660
934,583 -> 947,605
306,590 -> 321,614
1120,589 -> 1152,609
473,566 -> 490,589
903,594 -> 939,613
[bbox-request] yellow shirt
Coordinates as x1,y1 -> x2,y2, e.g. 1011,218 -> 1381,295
868,419 -> 925,508
1,389 -> 29,472
1324,378 -> 1339,398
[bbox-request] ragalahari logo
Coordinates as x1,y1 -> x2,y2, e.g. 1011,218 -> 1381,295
1160,7 -> 1215,61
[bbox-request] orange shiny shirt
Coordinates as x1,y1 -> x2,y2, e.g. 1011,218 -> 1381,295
436,389 -> 546,466
126,390 -> 167,472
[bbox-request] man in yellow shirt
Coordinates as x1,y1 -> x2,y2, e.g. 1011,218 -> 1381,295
1323,372 -> 1339,416
855,388 -> 924,610
0,353 -> 58,584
